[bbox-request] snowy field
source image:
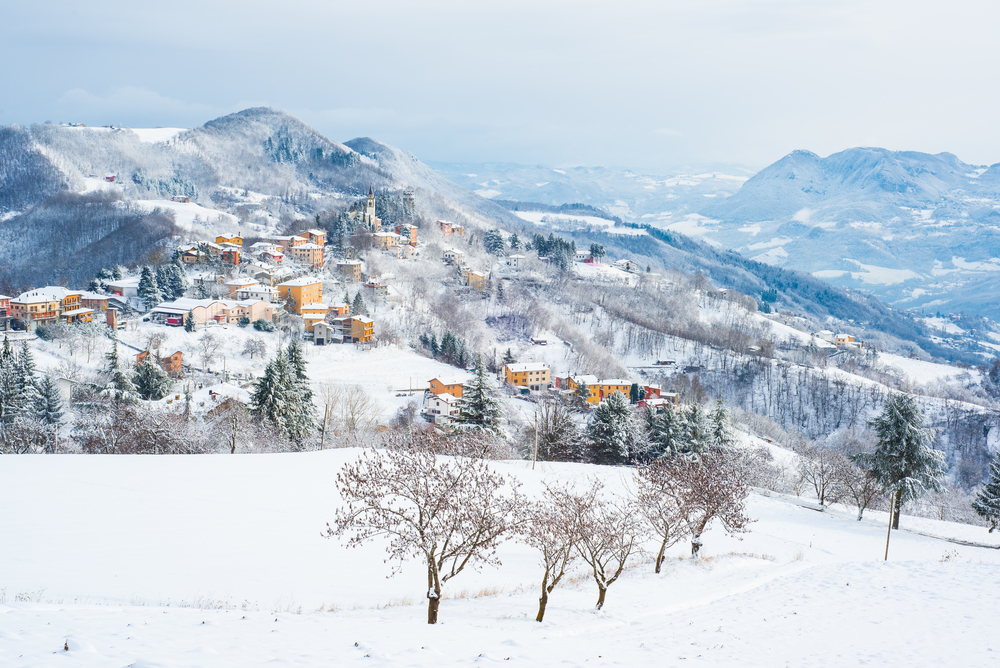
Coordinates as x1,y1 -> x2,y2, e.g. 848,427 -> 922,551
2,450 -> 1000,667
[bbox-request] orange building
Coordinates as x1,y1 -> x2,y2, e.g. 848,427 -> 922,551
503,363 -> 551,391
215,235 -> 243,247
277,277 -> 322,314
429,377 -> 466,398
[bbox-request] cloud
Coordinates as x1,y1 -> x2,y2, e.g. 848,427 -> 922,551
54,87 -> 226,127
654,128 -> 684,138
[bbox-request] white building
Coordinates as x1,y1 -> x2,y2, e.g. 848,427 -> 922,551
424,392 -> 461,424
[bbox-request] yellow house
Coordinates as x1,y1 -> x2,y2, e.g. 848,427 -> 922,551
429,377 -> 466,398
595,379 -> 632,402
467,270 -> 488,291
503,363 -> 551,391
216,234 -> 243,247
337,260 -> 363,283
565,374 -> 600,404
348,316 -> 373,343
277,277 -> 322,314
300,302 -> 328,333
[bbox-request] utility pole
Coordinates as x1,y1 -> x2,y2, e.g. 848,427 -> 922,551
533,409 -> 538,470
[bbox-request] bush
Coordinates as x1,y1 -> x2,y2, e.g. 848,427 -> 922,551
253,319 -> 275,332
238,317 -> 251,327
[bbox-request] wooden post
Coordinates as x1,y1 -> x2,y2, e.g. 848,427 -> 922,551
532,409 -> 538,470
884,491 -> 894,561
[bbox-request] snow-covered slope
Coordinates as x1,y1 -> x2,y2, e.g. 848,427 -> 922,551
698,148 -> 1000,317
1,450 -> 998,667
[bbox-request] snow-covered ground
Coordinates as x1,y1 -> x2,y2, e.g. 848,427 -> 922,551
134,199 -> 242,237
129,127 -> 187,144
1,450 -> 998,667
878,352 -> 979,386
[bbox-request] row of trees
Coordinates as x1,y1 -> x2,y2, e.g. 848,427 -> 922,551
0,337 -> 64,453
327,430 -> 758,624
138,258 -> 188,309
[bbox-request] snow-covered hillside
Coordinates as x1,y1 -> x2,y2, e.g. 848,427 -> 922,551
1,450 -> 998,667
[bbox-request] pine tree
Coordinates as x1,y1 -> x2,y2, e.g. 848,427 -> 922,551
586,391 -> 644,465
709,400 -> 734,449
629,383 -> 640,404
572,379 -> 593,412
133,357 -> 173,400
0,335 -> 16,425
454,358 -> 504,436
428,332 -> 439,358
502,348 -> 516,365
156,265 -> 170,298
973,455 -> 1000,532
185,311 -> 196,332
483,229 -> 506,256
138,266 -> 162,310
508,233 -> 522,251
250,355 -> 287,427
852,393 -> 944,530
352,292 -> 367,317
13,340 -> 40,417
282,341 -> 315,443
104,341 -> 137,404
35,375 -> 64,426
645,405 -> 684,459
343,290 -> 351,310
684,403 -> 711,454
112,266 -> 123,280
168,261 -> 187,299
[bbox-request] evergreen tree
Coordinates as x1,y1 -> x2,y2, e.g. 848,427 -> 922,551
137,266 -> 162,310
282,340 -> 315,443
104,341 -> 137,404
683,403 -> 711,454
501,348 -> 516,365
156,265 -> 170,298
352,292 -> 368,317
852,393 -> 944,530
589,243 -> 605,262
586,391 -> 644,465
250,355 -> 288,427
428,332 -> 439,358
496,281 -> 506,303
454,358 -> 504,436
112,266 -> 123,280
629,383 -> 640,404
34,374 -> 64,427
483,229 -> 506,256
572,379 -> 593,412
343,290 -> 351,310
973,454 -> 1000,532
168,261 -> 187,299
645,405 -> 684,459
0,335 -> 16,424
13,340 -> 40,417
508,233 -> 522,251
709,399 -> 734,449
196,281 -> 209,299
133,357 -> 173,400
185,311 -> 196,332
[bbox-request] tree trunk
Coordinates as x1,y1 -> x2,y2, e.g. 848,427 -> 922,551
691,534 -> 702,558
891,491 -> 901,530
595,585 -> 607,610
427,566 -> 440,624
655,535 -> 669,573
536,588 -> 548,622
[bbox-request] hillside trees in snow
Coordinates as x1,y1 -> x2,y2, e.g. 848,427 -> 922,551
138,267 -> 162,310
531,395 -> 586,462
454,359 -> 504,435
852,393 -> 945,531
0,338 -> 63,453
575,479 -> 644,610
972,455 -> 1000,532
326,443 -> 524,624
483,228 -> 506,256
634,460 -> 690,573
517,484 -> 584,622
586,391 -> 645,465
132,356 -> 173,401
249,342 -> 315,443
674,449 -> 754,557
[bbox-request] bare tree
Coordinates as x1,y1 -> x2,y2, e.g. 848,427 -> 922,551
517,484 -> 584,622
796,442 -> 849,506
675,449 -> 753,557
634,461 -> 691,573
317,382 -> 343,449
340,384 -> 382,443
197,332 -> 220,371
326,445 -> 524,624
575,480 -> 645,610
242,336 -> 267,360
837,459 -> 883,520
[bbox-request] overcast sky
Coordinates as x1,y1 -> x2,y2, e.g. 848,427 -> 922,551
2,0 -> 998,171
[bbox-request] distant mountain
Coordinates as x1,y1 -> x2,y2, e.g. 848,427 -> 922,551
695,147 -> 1000,318
427,161 -> 755,221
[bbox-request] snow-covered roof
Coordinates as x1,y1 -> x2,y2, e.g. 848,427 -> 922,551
337,260 -> 362,266
598,378 -> 632,385
292,242 -> 323,250
506,363 -> 549,372
59,308 -> 94,317
430,392 -> 459,404
224,277 -> 258,286
13,286 -> 82,303
300,302 -> 328,310
431,377 -> 467,386
571,374 -> 599,385
277,276 -> 322,287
